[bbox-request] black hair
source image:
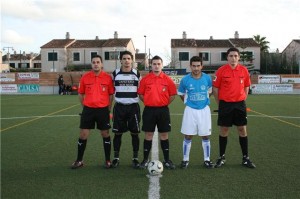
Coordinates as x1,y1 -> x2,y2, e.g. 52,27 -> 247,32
91,54 -> 103,62
190,56 -> 202,65
120,50 -> 133,60
226,47 -> 240,56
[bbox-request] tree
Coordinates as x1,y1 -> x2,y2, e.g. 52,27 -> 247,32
253,35 -> 270,52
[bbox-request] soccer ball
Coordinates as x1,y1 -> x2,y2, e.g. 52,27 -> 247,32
147,160 -> 163,175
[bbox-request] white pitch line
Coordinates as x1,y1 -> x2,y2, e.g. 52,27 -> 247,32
1,114 -> 300,120
148,127 -> 161,199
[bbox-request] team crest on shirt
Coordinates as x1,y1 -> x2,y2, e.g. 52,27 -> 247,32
162,86 -> 166,92
201,85 -> 206,90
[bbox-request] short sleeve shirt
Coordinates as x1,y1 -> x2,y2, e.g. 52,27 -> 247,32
138,72 -> 177,107
213,64 -> 251,102
178,73 -> 212,109
78,71 -> 115,108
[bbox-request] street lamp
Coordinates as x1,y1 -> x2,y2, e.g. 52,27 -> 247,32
144,35 -> 147,70
3,47 -> 14,68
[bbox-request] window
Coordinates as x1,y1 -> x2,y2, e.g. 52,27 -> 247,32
48,52 -> 58,61
91,52 -> 98,59
179,52 -> 189,61
240,51 -> 254,63
104,51 -> 119,60
73,52 -> 80,61
199,52 -> 210,61
221,52 -> 227,61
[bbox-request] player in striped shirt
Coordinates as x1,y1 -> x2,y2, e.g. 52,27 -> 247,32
111,51 -> 141,169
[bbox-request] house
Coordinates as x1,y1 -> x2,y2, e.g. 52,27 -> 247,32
2,50 -> 40,70
281,39 -> 300,69
171,31 -> 261,73
135,49 -> 149,69
40,32 -> 136,72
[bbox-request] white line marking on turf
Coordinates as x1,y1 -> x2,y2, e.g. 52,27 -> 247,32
2,113 -> 300,120
148,128 -> 161,199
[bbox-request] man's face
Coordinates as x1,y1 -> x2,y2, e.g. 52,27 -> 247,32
121,54 -> 132,68
91,57 -> 103,72
190,61 -> 202,76
227,51 -> 240,67
151,59 -> 163,74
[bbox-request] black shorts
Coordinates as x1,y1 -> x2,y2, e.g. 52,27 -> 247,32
112,103 -> 141,134
217,100 -> 247,127
142,106 -> 171,132
80,106 -> 111,130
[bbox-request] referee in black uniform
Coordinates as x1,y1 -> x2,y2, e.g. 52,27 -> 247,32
111,51 -> 141,169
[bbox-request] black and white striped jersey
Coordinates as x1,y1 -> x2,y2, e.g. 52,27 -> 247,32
112,68 -> 141,104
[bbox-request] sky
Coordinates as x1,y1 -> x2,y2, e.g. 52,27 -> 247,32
1,0 -> 300,63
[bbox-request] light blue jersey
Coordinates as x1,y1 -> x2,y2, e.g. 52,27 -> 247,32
178,73 -> 212,110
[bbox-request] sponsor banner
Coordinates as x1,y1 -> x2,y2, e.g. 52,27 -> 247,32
258,75 -> 280,84
17,73 -> 39,80
251,84 -> 293,94
281,77 -> 300,83
0,73 -> 15,82
170,75 -> 183,84
0,84 -> 18,93
18,84 -> 40,93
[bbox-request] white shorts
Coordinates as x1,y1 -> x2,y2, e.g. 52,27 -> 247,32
181,105 -> 212,136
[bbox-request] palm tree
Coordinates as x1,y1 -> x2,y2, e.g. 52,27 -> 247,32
253,35 -> 270,52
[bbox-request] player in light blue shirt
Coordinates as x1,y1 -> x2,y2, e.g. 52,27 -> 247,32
178,56 -> 214,169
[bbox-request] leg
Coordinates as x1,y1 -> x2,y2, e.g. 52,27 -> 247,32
101,130 -> 111,168
180,135 -> 192,169
71,129 -> 90,169
140,132 -> 153,169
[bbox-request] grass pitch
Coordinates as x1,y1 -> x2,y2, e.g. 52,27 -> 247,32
1,94 -> 300,198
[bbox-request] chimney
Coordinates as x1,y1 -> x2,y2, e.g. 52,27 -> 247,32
209,36 -> 213,40
182,31 -> 187,39
66,32 -> 70,39
95,36 -> 99,40
234,31 -> 239,39
114,31 -> 118,39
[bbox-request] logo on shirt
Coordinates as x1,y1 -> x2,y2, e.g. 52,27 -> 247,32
162,86 -> 166,92
213,76 -> 217,82
201,85 -> 206,90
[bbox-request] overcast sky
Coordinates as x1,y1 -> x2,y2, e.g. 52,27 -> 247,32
1,0 -> 299,63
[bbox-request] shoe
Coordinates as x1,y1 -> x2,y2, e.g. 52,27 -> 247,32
180,161 -> 189,169
104,160 -> 112,169
163,160 -> 176,169
242,157 -> 256,168
204,160 -> 214,169
215,155 -> 226,168
140,159 -> 149,169
132,158 -> 140,169
111,158 -> 120,168
71,161 -> 84,169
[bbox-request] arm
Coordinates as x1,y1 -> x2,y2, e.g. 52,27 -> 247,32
109,94 -> 113,111
139,94 -> 144,102
169,95 -> 176,104
212,87 -> 219,105
244,87 -> 249,99
78,93 -> 84,107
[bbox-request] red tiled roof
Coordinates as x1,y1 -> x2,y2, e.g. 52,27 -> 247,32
40,39 -> 76,48
229,38 -> 260,47
171,39 -> 197,47
196,40 -> 232,48
172,38 -> 260,48
68,40 -> 107,48
102,39 -> 131,47
135,53 -> 146,59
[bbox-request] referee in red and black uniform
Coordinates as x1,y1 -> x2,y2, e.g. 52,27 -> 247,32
213,47 -> 256,168
138,55 -> 177,169
71,55 -> 115,169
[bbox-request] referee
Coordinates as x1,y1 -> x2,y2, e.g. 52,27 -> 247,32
138,55 -> 177,170
213,47 -> 256,168
71,55 -> 115,169
111,51 -> 141,169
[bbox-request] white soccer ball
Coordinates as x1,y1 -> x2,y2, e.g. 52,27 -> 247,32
147,160 -> 163,175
